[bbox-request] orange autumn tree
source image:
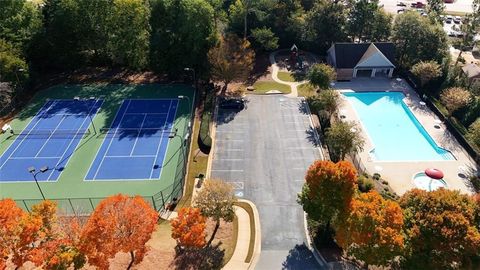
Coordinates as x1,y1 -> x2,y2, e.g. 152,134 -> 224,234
30,215 -> 87,270
400,189 -> 480,269
335,191 -> 404,267
171,207 -> 207,249
0,199 -> 59,269
80,194 -> 158,270
297,160 -> 357,228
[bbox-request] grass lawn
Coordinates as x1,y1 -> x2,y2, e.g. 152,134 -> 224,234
252,81 -> 291,94
177,118 -> 208,208
277,71 -> 296,82
297,83 -> 316,97
235,201 -> 255,263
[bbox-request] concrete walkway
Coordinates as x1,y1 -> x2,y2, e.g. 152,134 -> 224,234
268,51 -> 308,98
223,200 -> 262,270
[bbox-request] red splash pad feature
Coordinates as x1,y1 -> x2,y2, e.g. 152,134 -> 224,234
424,168 -> 444,179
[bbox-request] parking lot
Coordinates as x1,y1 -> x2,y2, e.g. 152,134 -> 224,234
211,95 -> 323,269
381,0 -> 474,14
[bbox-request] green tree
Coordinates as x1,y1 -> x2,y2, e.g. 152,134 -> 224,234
335,191 -> 404,268
207,0 -> 227,31
228,0 -> 266,39
297,160 -> 357,229
426,0 -> 445,20
306,89 -> 339,117
306,63 -> 336,90
453,15 -> 478,66
108,0 -> 150,70
208,34 -> 255,93
0,39 -> 28,86
410,60 -> 442,87
0,0 -> 42,49
467,118 -> 480,147
400,189 -> 480,269
392,11 -> 448,69
193,179 -> 237,246
303,0 -> 347,52
325,121 -> 365,162
348,0 -> 392,42
251,27 -> 279,51
150,0 -> 216,75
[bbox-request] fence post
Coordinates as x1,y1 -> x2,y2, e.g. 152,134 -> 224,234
151,196 -> 157,211
89,198 -> 94,211
68,199 -> 76,216
160,191 -> 165,209
23,200 -> 30,213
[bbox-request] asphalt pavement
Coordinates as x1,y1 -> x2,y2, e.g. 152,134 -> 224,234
211,95 -> 323,269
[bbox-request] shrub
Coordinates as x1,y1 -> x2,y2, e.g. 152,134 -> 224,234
382,180 -> 389,185
466,118 -> 480,148
440,87 -> 472,115
358,175 -> 374,193
373,173 -> 381,180
198,112 -> 212,154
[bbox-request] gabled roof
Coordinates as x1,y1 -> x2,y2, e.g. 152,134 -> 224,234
462,63 -> 480,78
331,42 -> 395,69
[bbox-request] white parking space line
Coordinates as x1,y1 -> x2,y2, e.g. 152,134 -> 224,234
211,169 -> 244,172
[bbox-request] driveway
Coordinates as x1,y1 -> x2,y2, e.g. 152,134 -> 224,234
211,95 -> 323,269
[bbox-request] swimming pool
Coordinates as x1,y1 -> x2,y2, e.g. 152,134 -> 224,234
343,92 -> 454,161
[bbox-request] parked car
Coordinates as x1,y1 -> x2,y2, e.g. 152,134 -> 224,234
397,1 -> 407,6
397,8 -> 406,13
411,1 -> 425,8
445,15 -> 453,24
454,16 -> 462,24
219,98 -> 245,110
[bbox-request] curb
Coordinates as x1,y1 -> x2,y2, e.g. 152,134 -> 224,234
243,199 -> 261,270
205,101 -> 219,179
223,199 -> 262,270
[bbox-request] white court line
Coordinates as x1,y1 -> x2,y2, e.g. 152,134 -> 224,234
0,100 -> 56,170
129,113 -> 148,156
9,156 -> 60,159
105,155 -> 156,158
84,100 -> 126,180
46,100 -> 99,180
35,115 -> 68,157
123,112 -> 168,115
149,100 -> 174,179
93,100 -> 132,180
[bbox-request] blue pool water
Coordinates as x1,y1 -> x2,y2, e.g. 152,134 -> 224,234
343,92 -> 453,161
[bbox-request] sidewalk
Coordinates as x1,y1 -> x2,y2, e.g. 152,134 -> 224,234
222,205 -> 253,269
268,51 -> 308,98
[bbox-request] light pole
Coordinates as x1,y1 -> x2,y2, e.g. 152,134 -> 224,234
168,128 -> 189,184
184,67 -> 197,92
74,96 -> 97,134
14,68 -> 25,88
28,166 -> 48,200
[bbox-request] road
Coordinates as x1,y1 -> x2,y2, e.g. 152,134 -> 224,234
211,95 -> 323,269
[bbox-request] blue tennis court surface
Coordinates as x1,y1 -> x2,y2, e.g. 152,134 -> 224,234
0,99 -> 103,182
85,99 -> 178,180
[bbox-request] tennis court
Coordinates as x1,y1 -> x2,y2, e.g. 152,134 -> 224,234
85,99 -> 178,180
0,99 -> 103,182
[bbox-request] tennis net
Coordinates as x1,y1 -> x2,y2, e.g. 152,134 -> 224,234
7,129 -> 91,139
98,127 -> 175,138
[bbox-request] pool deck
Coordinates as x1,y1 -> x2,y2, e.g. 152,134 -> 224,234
334,77 -> 477,196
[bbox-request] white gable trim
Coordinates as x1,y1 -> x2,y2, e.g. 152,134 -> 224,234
355,44 -> 395,68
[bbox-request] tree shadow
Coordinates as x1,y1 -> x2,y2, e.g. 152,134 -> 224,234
281,243 -> 318,270
171,243 -> 225,270
305,127 -> 320,147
